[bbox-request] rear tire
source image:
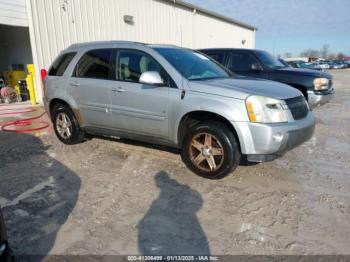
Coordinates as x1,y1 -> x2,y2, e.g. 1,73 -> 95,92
181,121 -> 241,179
52,103 -> 85,145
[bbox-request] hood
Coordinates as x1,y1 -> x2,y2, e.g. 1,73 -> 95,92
276,67 -> 332,79
189,77 -> 302,100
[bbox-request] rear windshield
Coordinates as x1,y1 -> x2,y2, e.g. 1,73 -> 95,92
155,48 -> 231,81
49,52 -> 76,76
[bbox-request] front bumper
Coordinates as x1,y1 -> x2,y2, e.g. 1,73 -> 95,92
43,97 -> 50,118
307,88 -> 335,108
232,112 -> 315,162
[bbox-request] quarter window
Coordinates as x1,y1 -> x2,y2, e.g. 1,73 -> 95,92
229,52 -> 260,72
74,49 -> 114,80
49,52 -> 76,76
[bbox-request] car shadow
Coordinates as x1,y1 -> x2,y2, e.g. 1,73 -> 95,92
90,135 -> 259,167
0,132 -> 81,259
137,171 -> 210,255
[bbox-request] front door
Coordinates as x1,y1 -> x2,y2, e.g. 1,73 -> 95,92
110,49 -> 169,139
228,51 -> 268,79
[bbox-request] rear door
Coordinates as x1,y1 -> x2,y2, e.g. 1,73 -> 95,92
68,49 -> 115,128
110,49 -> 170,139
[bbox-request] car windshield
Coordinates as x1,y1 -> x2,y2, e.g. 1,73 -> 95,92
154,47 -> 231,81
255,50 -> 287,69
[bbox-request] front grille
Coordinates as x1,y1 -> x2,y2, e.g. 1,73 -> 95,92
284,96 -> 309,120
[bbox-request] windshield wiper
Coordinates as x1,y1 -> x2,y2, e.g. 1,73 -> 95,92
190,76 -> 230,81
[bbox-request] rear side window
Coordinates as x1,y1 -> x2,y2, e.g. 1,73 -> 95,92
74,49 -> 114,80
204,52 -> 225,64
49,52 -> 76,76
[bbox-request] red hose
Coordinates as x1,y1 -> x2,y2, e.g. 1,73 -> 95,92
2,120 -> 49,133
0,105 -> 50,133
0,107 -> 37,116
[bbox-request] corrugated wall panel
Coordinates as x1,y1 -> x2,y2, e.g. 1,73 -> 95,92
28,0 -> 255,102
0,0 -> 28,27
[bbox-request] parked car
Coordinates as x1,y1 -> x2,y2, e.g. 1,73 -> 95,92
44,42 -> 315,179
287,60 -> 323,71
333,60 -> 348,69
199,48 -> 334,108
328,61 -> 344,69
0,209 -> 12,262
314,61 -> 330,69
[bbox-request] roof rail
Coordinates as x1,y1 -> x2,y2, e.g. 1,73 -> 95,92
67,40 -> 146,49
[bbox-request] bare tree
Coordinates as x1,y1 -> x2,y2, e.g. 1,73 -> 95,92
328,53 -> 336,60
320,44 -> 329,59
300,49 -> 320,58
336,53 -> 346,60
298,45 -> 347,61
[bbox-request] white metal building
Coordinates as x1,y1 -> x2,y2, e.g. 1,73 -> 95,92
0,0 -> 256,103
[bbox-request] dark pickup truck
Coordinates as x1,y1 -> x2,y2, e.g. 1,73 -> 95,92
199,48 -> 334,108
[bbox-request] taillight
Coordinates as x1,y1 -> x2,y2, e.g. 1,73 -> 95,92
41,69 -> 47,83
41,69 -> 47,96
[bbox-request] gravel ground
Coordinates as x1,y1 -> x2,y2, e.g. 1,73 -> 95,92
0,70 -> 349,256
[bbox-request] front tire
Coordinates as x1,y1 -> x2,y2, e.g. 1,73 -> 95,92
52,104 -> 84,145
181,122 -> 241,179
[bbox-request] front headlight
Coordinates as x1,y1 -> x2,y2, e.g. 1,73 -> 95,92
245,96 -> 288,123
314,78 -> 329,91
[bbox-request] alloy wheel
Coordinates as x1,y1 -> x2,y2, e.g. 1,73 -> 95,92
56,112 -> 72,139
189,133 -> 224,172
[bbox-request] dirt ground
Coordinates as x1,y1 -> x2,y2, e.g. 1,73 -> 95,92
0,70 -> 350,256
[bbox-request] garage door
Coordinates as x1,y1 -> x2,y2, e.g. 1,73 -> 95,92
0,0 -> 28,27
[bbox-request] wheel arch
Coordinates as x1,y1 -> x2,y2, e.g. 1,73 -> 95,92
49,98 -> 71,119
177,110 -> 241,153
49,98 -> 83,126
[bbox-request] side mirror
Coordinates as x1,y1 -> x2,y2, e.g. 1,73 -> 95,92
139,71 -> 164,86
251,63 -> 262,72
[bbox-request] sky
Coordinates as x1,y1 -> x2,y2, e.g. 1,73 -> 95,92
186,0 -> 350,56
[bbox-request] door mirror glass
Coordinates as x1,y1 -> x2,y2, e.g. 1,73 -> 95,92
251,63 -> 262,72
139,71 -> 164,85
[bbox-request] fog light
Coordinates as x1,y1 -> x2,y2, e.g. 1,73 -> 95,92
273,133 -> 284,142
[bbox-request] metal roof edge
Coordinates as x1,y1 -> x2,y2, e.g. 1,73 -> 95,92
160,0 -> 257,31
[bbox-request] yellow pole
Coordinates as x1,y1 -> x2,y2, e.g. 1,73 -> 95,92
27,64 -> 37,105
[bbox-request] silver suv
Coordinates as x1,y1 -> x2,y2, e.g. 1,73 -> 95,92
44,41 -> 315,179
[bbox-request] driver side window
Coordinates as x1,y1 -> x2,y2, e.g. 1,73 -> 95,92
117,50 -> 162,83
229,52 -> 260,72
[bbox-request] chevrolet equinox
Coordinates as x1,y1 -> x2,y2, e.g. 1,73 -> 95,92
44,41 -> 315,179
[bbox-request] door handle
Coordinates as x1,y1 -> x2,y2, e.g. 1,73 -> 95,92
112,87 -> 125,93
70,81 -> 80,87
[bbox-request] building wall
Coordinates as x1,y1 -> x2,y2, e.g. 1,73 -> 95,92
0,0 -> 28,27
0,25 -> 33,73
26,0 -> 255,101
